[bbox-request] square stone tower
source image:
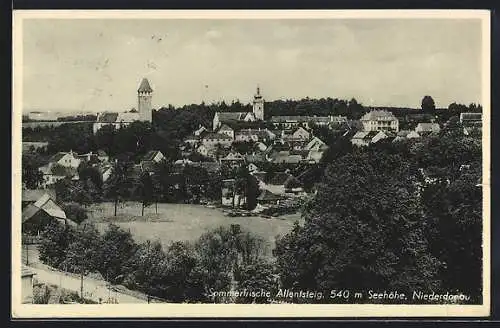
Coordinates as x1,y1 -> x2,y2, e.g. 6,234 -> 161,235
138,78 -> 153,123
252,86 -> 265,121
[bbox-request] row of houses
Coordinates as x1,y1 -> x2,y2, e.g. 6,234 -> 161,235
351,121 -> 441,147
184,121 -> 329,165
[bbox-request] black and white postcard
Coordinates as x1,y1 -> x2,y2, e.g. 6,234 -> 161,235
11,10 -> 491,318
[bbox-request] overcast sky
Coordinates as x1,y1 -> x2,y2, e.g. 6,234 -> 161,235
22,18 -> 483,113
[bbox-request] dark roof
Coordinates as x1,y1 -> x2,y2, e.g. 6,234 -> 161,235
245,153 -> 266,163
22,204 -> 41,222
202,133 -> 233,140
97,113 -> 119,123
142,150 -> 163,162
217,112 -> 250,121
138,78 -> 153,93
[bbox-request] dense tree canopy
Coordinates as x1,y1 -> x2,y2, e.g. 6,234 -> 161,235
274,151 -> 442,302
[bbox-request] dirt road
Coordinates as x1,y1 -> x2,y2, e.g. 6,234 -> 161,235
30,266 -> 148,304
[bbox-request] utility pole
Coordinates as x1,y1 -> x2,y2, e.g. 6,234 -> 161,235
25,242 -> 29,266
80,269 -> 84,300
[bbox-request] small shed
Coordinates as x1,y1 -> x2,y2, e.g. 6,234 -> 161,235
21,266 -> 36,304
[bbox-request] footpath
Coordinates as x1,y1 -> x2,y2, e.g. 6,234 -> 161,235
23,245 -> 150,304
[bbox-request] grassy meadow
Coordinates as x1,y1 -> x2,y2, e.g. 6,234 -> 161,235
87,202 -> 303,255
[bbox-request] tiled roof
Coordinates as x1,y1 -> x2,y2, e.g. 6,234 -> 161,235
116,112 -> 140,122
270,116 -> 331,123
138,78 -> 153,93
361,110 -> 397,121
203,133 -> 233,140
217,112 -> 249,121
97,113 -> 119,123
416,123 -> 440,131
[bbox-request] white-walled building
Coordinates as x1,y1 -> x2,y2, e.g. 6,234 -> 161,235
360,110 -> 399,132
93,78 -> 153,134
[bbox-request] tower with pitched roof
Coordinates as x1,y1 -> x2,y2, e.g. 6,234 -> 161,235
252,85 -> 265,120
138,78 -> 153,122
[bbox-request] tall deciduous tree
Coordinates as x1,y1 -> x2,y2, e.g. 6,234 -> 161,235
421,95 -> 436,113
38,221 -> 75,269
97,224 -> 138,284
274,152 -> 441,302
137,172 -> 154,216
62,222 -> 102,298
22,153 -> 45,189
123,240 -> 167,303
104,160 -> 134,216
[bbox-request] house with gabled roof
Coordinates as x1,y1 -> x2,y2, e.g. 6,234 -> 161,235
201,132 -> 233,148
371,130 -> 394,143
220,151 -> 245,164
39,162 -> 79,187
262,172 -> 295,195
290,127 -> 311,140
142,150 -> 165,163
304,136 -> 327,151
49,150 -> 81,169
213,112 -> 256,130
218,124 -> 235,140
22,193 -> 76,236
22,189 -> 56,209
415,122 -> 441,133
460,112 -> 482,126
351,131 -> 377,147
360,110 -> 399,132
393,130 -> 421,143
256,189 -> 282,206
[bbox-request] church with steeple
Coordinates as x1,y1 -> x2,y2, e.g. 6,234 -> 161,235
93,78 -> 154,134
212,85 -> 265,130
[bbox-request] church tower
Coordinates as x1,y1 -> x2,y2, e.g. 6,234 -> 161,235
138,78 -> 153,123
252,85 -> 265,121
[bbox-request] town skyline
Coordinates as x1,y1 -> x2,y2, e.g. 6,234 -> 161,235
22,18 -> 483,113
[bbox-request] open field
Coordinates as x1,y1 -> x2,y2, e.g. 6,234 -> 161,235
87,202 -> 304,254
